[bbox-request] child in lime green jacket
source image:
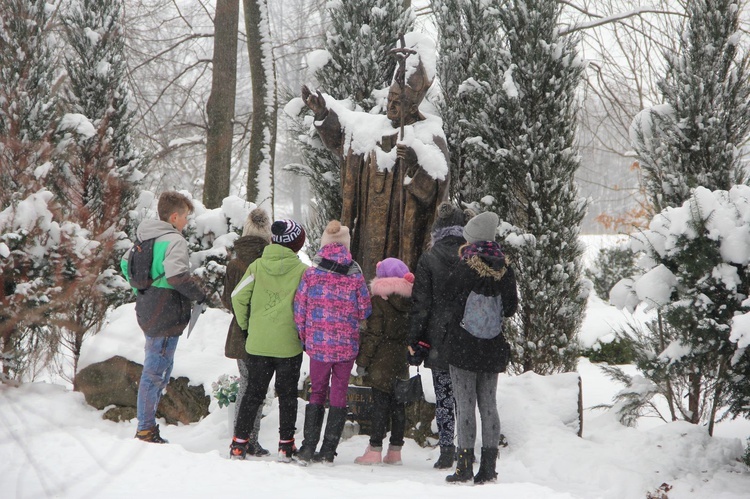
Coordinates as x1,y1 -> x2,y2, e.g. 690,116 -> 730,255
229,219 -> 308,461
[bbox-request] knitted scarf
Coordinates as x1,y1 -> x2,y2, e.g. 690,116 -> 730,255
459,240 -> 504,261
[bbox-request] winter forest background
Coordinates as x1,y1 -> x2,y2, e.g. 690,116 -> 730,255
3,0 -> 750,470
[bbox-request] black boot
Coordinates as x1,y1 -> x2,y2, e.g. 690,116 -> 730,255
314,406 -> 348,464
445,448 -> 474,483
296,404 -> 325,464
474,447 -> 498,484
433,445 -> 456,469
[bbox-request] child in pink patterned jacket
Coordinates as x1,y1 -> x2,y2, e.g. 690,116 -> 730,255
293,220 -> 372,465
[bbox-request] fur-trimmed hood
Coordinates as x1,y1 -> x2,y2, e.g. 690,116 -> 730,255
465,255 -> 507,281
370,276 -> 413,299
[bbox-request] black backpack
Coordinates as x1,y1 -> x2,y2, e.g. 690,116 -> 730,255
127,238 -> 163,292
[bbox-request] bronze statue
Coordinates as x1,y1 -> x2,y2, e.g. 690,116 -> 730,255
301,35 -> 449,279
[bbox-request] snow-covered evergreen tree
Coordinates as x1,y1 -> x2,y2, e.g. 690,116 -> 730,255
431,0 -> 511,207
631,0 -> 750,213
61,0 -> 143,234
618,0 -> 750,432
0,0 -> 65,378
0,0 -> 58,207
499,0 -> 588,374
52,0 -> 147,380
611,186 -> 750,432
287,0 -> 413,247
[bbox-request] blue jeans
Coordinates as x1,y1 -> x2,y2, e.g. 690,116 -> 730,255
137,335 -> 179,431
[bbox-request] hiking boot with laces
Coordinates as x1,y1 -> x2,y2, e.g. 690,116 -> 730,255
134,425 -> 168,444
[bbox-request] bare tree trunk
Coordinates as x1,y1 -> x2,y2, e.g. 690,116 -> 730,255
707,361 -> 727,437
243,0 -> 276,212
1,327 -> 13,378
657,312 -> 678,421
688,372 -> 702,424
203,0 -> 239,209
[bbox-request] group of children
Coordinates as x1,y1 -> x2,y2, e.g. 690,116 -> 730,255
123,191 -> 518,485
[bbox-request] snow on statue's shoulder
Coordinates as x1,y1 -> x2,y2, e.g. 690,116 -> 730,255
323,94 -> 448,180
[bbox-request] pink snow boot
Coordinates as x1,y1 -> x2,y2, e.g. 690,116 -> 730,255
382,444 -> 402,465
354,445 -> 382,465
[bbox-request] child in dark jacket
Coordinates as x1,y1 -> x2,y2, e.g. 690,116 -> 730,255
293,221 -> 372,465
354,258 -> 414,466
220,207 -> 271,457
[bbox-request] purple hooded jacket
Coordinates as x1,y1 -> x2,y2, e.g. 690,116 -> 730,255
294,243 -> 372,362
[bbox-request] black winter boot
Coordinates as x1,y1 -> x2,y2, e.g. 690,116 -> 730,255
473,447 -> 498,484
295,404 -> 325,465
433,445 -> 456,469
445,448 -> 474,483
314,406 -> 348,464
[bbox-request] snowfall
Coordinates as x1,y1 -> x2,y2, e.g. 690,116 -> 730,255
2,237 -> 750,499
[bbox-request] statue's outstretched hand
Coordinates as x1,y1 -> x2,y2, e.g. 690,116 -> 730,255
301,85 -> 326,117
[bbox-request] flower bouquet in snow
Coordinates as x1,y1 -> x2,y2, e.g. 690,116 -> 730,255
211,374 -> 239,408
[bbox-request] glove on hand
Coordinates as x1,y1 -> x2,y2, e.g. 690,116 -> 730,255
407,341 -> 431,366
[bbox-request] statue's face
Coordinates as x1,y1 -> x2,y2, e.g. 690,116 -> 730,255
386,89 -> 402,123
387,88 -> 418,127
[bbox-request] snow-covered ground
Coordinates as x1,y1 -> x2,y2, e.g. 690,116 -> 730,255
2,236 -> 750,498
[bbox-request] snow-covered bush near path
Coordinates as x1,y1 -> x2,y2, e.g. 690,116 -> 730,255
0,190 -> 101,379
611,185 -> 750,426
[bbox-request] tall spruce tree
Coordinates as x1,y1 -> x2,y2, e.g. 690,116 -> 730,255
0,0 -> 58,207
431,0 -> 511,208
0,0 -> 74,379
288,0 -> 413,248
499,0 -> 588,374
631,0 -> 750,213
57,0 -> 144,381
61,0 -> 143,233
621,0 -> 750,432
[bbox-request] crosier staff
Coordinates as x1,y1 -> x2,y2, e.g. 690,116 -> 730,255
388,34 -> 417,142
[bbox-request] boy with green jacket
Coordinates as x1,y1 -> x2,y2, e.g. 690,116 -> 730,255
229,219 -> 308,461
121,191 -> 207,444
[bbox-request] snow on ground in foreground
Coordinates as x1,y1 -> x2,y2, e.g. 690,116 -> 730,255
2,299 -> 750,499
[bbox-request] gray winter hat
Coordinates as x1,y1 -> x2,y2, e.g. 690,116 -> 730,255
463,211 -> 499,243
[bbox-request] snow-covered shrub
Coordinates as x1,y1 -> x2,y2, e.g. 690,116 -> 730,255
742,438 -> 750,467
0,191 -> 101,379
611,186 -> 750,427
586,242 -> 639,300
581,335 -> 636,365
630,0 -> 750,213
494,0 -> 588,375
